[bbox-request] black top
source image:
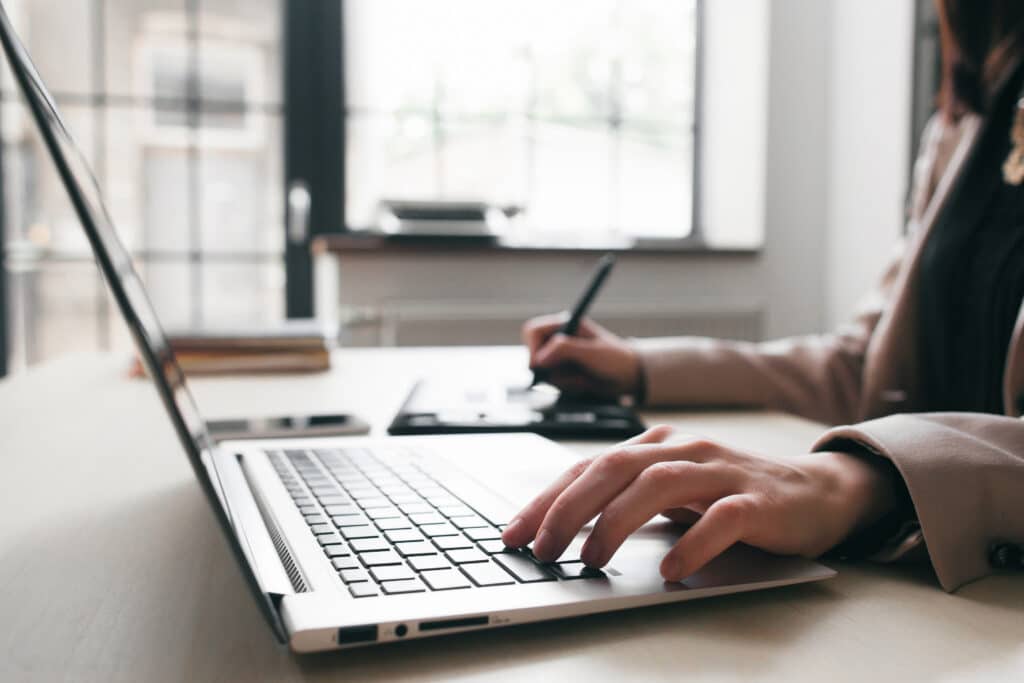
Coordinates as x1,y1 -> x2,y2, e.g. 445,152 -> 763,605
918,65 -> 1024,414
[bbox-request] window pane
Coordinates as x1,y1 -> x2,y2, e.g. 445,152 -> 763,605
105,0 -> 188,99
529,122 -> 613,236
618,129 -> 692,238
617,0 -> 698,127
199,0 -> 283,106
8,261 -> 102,366
138,260 -> 193,330
346,113 -> 439,228
198,114 -> 283,253
2,101 -> 97,252
438,119 -> 528,207
105,107 -> 192,253
201,262 -> 284,326
3,0 -> 95,97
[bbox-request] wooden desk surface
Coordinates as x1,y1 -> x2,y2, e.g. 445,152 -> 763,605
2,348 -> 1022,682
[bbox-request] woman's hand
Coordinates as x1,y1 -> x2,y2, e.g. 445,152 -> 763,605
501,425 -> 899,581
523,314 -> 641,398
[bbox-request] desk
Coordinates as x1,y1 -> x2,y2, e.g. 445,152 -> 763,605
2,348 -> 1022,682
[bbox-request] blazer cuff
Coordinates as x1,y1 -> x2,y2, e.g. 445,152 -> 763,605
811,413 -> 1024,592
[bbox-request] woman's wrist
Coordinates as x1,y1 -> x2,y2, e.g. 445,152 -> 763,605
810,450 -> 901,538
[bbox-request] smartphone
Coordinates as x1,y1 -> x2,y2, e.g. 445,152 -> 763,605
206,413 -> 371,441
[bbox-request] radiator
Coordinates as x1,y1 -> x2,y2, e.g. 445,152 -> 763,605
340,300 -> 764,348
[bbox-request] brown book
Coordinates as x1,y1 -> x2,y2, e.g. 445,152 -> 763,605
131,320 -> 335,376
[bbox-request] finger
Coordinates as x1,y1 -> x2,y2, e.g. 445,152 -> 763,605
661,508 -> 702,526
581,461 -> 738,568
543,365 -> 621,397
532,431 -> 691,562
503,426 -> 673,550
525,316 -> 602,362
659,494 -> 755,582
523,314 -> 570,355
532,333 -> 613,373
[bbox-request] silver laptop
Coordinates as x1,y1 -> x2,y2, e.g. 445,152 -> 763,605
0,6 -> 834,653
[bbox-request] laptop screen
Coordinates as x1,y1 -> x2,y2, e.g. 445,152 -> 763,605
0,5 -> 286,641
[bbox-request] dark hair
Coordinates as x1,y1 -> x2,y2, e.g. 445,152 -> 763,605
936,0 -> 1024,120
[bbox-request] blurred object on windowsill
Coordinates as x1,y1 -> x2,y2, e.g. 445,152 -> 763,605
130,319 -> 336,377
371,199 -> 519,242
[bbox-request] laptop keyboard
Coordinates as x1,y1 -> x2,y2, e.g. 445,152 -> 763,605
268,446 -> 604,598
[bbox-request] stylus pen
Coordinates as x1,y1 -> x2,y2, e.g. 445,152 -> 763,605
530,253 -> 617,387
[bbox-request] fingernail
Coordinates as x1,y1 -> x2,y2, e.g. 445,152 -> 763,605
502,518 -> 524,545
533,529 -> 555,561
581,539 -> 603,567
662,556 -> 684,582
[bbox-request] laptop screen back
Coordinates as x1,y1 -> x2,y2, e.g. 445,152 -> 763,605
0,5 -> 286,641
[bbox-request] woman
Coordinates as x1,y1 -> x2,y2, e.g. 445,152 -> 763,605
502,0 -> 1024,592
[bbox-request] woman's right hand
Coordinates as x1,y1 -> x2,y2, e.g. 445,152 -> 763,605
523,314 -> 642,399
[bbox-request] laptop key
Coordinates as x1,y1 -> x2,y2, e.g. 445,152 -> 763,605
332,556 -> 360,571
322,544 -> 349,558
447,548 -> 488,564
493,553 -> 556,583
409,555 -> 453,571
421,569 -> 472,591
450,515 -> 489,530
408,512 -> 445,526
365,506 -> 402,520
340,568 -> 371,584
381,578 -> 426,595
349,583 -> 379,598
551,561 -> 606,580
477,540 -> 510,554
375,517 -> 413,531
323,504 -> 357,515
398,502 -> 433,515
340,525 -> 379,540
332,514 -> 369,528
419,522 -> 458,537
370,564 -> 417,583
317,533 -> 342,547
437,505 -> 474,519
384,529 -> 423,544
461,561 -> 515,587
465,526 -> 502,541
359,550 -> 403,567
303,514 -> 328,525
433,535 -> 473,551
310,523 -> 335,536
395,541 -> 437,557
349,538 -> 390,553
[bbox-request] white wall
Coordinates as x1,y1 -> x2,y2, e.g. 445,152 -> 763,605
825,0 -> 915,327
325,0 -> 915,345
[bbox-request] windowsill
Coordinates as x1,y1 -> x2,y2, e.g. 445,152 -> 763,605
312,232 -> 762,257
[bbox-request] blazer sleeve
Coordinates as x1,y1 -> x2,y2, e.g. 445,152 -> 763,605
811,413 -> 1024,592
634,249 -> 900,425
634,114 -> 962,426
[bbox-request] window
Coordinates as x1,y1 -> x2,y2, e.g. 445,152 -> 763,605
0,0 -> 285,373
343,0 -> 701,243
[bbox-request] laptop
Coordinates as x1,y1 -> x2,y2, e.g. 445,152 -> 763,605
0,7 -> 835,654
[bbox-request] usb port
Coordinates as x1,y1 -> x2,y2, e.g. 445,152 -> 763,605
337,625 -> 378,644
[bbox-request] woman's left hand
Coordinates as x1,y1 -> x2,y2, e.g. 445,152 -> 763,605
501,425 -> 899,581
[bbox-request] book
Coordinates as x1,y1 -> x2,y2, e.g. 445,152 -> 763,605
131,320 -> 336,376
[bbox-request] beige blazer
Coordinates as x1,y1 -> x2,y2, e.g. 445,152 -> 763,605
635,102 -> 1024,592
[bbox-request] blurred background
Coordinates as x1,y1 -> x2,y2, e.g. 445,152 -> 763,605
0,0 -> 940,376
